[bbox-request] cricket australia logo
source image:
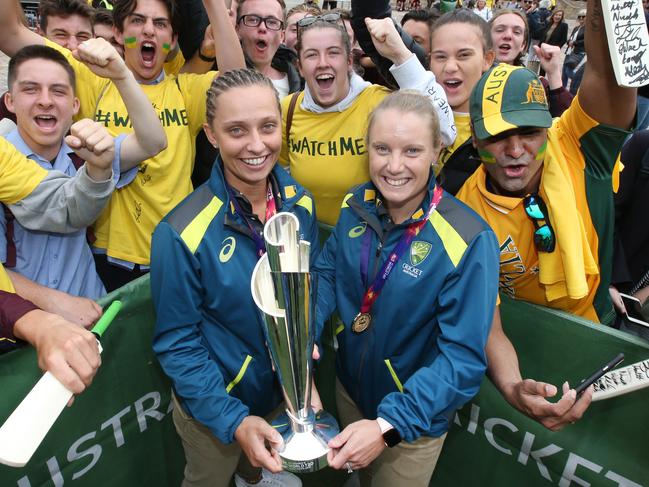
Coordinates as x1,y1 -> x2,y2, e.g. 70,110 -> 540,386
410,241 -> 432,266
402,241 -> 431,278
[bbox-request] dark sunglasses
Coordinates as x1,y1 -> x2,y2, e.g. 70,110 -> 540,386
577,15 -> 585,18
523,193 -> 555,253
297,12 -> 342,29
237,14 -> 284,31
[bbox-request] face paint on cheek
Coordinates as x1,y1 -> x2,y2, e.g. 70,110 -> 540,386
535,140 -> 547,161
478,148 -> 497,164
124,36 -> 137,49
162,43 -> 171,52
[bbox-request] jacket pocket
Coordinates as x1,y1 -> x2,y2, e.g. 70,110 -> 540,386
384,359 -> 404,393
226,355 -> 253,394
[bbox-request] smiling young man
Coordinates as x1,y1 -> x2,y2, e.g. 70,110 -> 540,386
1,39 -> 165,328
0,0 -> 244,291
0,117 -> 119,399
456,0 -> 636,431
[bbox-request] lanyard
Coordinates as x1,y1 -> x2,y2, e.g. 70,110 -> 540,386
356,186 -> 443,325
227,183 -> 277,258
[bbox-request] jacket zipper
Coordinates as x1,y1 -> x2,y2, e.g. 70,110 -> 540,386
355,231 -> 387,403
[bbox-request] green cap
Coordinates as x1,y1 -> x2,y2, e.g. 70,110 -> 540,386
470,64 -> 553,140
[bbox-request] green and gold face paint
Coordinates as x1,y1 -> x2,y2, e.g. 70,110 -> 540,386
162,43 -> 171,52
478,148 -> 497,164
124,36 -> 137,49
534,140 -> 547,161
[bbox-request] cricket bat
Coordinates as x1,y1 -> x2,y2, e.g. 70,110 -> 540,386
600,0 -> 649,87
0,300 -> 122,467
592,358 -> 649,401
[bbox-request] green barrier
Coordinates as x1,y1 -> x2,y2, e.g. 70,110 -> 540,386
432,299 -> 649,486
0,276 -> 184,486
1,276 -> 648,486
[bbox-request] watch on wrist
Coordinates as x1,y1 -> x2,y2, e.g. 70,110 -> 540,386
198,47 -> 215,63
382,427 -> 402,448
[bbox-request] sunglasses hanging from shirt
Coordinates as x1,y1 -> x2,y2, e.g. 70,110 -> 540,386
523,193 -> 556,253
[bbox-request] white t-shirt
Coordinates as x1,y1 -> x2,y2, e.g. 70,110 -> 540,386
272,74 -> 290,99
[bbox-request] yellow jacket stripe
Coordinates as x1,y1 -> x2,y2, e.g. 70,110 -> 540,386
180,197 -> 223,253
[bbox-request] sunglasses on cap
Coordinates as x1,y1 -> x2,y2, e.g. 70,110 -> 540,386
237,14 -> 284,31
523,193 -> 555,253
297,12 -> 342,29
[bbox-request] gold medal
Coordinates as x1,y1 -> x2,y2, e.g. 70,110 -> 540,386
352,312 -> 372,333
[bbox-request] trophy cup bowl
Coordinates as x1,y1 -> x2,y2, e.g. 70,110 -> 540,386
251,213 -> 339,473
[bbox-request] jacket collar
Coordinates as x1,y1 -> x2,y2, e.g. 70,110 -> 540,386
346,174 -> 439,241
208,156 -> 308,234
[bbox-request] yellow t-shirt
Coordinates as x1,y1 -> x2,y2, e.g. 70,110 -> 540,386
457,98 -> 622,322
0,138 -> 48,291
280,86 -> 391,226
460,171 -> 599,321
164,50 -> 186,77
438,112 -> 471,170
47,40 -> 216,264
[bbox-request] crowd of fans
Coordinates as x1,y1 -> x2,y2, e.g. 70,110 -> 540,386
0,0 -> 646,485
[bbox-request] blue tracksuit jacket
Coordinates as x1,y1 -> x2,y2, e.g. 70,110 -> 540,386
151,160 -> 319,444
314,176 -> 499,442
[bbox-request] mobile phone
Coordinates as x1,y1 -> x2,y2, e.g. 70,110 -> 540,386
619,293 -> 649,328
574,352 -> 625,396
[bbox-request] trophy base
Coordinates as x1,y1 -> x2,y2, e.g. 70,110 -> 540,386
272,410 -> 339,473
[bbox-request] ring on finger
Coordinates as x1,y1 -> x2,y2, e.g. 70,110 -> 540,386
345,462 -> 353,474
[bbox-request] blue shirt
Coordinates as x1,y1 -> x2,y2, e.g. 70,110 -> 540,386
0,130 -> 128,299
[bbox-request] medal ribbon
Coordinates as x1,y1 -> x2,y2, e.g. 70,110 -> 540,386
358,185 -> 443,315
228,183 -> 277,258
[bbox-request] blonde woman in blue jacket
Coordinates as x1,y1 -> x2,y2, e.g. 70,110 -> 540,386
313,91 -> 499,487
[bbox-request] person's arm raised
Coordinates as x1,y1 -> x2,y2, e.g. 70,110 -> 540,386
73,37 -> 167,170
0,0 -> 44,56
203,0 -> 245,72
180,25 -> 216,74
578,0 -> 636,128
365,17 -> 455,147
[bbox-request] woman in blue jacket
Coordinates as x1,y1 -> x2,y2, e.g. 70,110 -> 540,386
150,69 -> 319,487
314,91 -> 499,486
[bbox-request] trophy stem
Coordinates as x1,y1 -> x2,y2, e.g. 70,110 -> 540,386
287,409 -> 314,434
251,213 -> 339,473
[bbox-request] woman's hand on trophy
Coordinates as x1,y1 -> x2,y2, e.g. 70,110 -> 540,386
234,416 -> 284,473
326,419 -> 386,470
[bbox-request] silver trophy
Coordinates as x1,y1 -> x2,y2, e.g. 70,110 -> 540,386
251,212 -> 339,473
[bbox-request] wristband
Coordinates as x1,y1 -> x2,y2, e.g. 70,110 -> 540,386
198,47 -> 215,63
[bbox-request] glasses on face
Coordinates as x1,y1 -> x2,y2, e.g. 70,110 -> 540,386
237,14 -> 284,31
523,193 -> 555,253
297,12 -> 342,30
577,15 -> 585,18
